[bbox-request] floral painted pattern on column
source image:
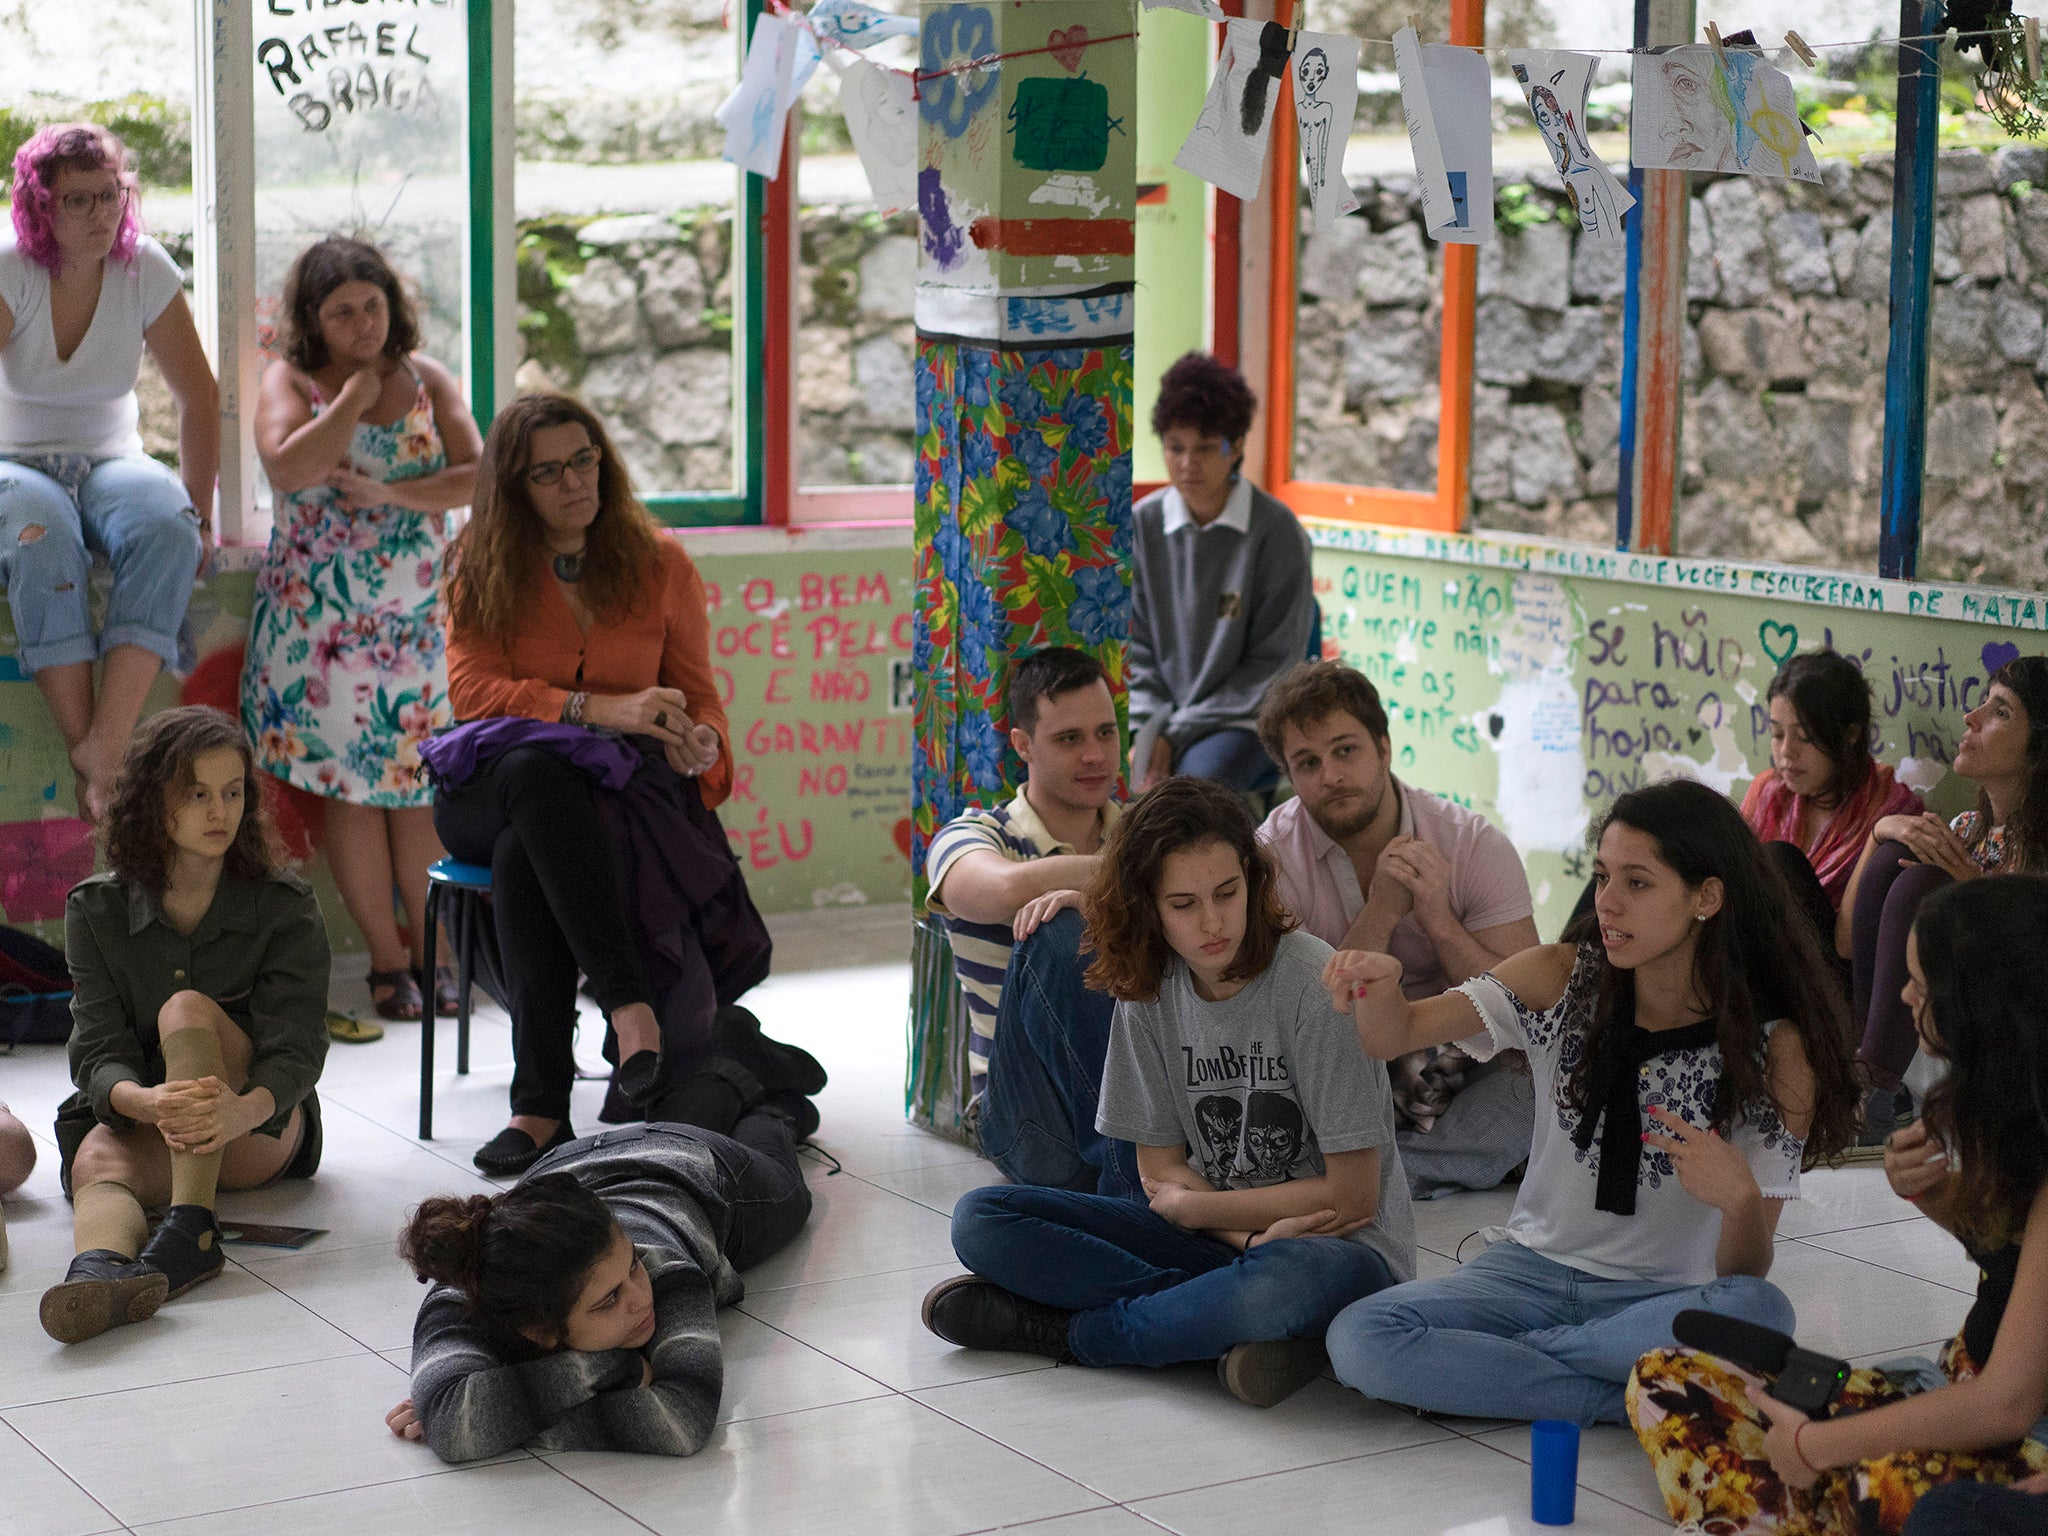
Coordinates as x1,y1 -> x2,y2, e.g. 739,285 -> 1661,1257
910,338 -> 1134,906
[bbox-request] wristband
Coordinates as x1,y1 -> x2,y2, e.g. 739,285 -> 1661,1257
1792,1420 -> 1820,1475
562,691 -> 588,727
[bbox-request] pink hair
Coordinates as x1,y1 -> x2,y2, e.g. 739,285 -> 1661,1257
10,123 -> 144,273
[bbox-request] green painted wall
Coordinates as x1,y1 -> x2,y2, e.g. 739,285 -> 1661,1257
8,520 -> 2044,954
1308,525 -> 2044,939
0,531 -> 915,951
1132,4 -> 1210,486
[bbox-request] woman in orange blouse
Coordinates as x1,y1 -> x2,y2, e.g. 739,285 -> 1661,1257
440,393 -> 732,1174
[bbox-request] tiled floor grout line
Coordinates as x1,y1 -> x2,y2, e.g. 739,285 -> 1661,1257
108,1457 -> 530,1532
1786,1235 -> 1980,1297
0,1339 -> 379,1415
1,1415 -> 127,1533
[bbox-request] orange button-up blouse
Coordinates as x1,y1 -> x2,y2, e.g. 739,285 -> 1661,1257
446,538 -> 733,808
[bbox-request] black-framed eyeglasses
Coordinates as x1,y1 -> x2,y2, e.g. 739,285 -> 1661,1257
526,445 -> 602,486
58,187 -> 129,218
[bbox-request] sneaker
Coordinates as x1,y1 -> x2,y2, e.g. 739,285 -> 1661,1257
137,1204 -> 226,1298
1218,1336 -> 1329,1407
920,1274 -> 1076,1361
39,1250 -> 170,1344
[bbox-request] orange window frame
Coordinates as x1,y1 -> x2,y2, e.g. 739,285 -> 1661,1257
1259,0 -> 1483,534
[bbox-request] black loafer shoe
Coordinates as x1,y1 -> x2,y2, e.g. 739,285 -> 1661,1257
137,1205 -> 226,1299
473,1121 -> 575,1177
715,1005 -> 828,1098
40,1250 -> 170,1344
920,1274 -> 1075,1361
614,1049 -> 665,1109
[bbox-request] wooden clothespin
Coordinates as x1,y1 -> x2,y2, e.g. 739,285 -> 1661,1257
1784,29 -> 1818,68
1705,20 -> 1727,62
1407,12 -> 1423,38
2027,15 -> 2041,79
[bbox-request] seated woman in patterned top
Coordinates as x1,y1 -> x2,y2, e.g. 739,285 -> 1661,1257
384,1109 -> 812,1461
1322,780 -> 1861,1425
1628,877 -> 2048,1534
41,706 -> 330,1344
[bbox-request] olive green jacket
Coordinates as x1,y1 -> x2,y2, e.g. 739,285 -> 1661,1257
58,870 -> 331,1151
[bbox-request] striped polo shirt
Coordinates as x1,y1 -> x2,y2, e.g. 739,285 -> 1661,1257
925,786 -> 1122,1088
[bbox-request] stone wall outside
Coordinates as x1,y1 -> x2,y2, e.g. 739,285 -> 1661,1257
1298,142 -> 2048,590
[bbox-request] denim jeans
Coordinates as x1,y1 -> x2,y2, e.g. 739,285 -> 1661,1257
0,454 -> 200,674
1397,1056 -> 1536,1200
978,908 -> 1139,1200
1174,726 -> 1278,792
1326,1237 -> 1795,1425
1903,1481 -> 2048,1536
951,1183 -> 1401,1369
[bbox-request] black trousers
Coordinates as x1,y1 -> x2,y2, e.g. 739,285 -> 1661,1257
433,747 -> 653,1120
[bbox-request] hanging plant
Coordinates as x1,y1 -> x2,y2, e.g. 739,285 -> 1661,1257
1952,0 -> 2048,139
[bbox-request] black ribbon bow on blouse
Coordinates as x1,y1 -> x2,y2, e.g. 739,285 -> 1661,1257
1572,996 -> 1721,1216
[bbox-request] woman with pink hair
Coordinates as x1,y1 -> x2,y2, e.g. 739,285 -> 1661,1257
0,123 -> 218,820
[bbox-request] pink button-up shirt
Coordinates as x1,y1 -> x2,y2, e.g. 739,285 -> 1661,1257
1256,781 -> 1535,999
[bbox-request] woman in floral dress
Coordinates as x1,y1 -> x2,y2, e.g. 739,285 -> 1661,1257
240,236 -> 480,1019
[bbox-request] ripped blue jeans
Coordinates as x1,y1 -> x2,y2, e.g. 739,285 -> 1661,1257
0,453 -> 200,675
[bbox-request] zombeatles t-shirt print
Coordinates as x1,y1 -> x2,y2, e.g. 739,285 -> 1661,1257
1096,930 -> 1418,1281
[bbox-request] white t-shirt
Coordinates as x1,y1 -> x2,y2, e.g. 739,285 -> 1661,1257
0,235 -> 184,457
1453,943 -> 1804,1286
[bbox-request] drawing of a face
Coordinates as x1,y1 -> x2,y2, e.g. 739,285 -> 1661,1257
1194,1095 -> 1244,1170
1657,57 -> 1712,165
1244,1092 -> 1305,1180
1297,47 -> 1328,99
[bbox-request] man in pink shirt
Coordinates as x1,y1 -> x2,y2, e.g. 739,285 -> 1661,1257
1254,662 -> 1540,1196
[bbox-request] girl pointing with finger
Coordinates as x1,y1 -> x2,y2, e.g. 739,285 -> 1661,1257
1320,779 -> 1860,1425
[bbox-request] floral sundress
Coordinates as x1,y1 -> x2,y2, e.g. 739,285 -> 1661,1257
240,361 -> 453,807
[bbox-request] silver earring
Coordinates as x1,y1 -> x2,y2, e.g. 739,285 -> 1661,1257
1695,914 -> 1707,923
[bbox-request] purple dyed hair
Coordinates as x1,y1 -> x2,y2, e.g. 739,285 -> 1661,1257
10,123 -> 144,273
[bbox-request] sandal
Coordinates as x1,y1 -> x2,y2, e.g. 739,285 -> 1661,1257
414,964 -> 462,1017
367,968 -> 423,1021
326,1011 -> 385,1044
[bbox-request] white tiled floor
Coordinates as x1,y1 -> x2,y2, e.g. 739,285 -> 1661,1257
0,904 -> 1976,1535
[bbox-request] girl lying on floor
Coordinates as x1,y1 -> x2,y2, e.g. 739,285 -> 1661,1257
1628,876 -> 2048,1534
387,1107 -> 813,1460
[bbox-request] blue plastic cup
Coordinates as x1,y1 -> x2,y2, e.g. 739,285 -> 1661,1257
1530,1418 -> 1580,1525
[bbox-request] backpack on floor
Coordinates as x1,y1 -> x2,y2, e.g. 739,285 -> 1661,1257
0,923 -> 73,1049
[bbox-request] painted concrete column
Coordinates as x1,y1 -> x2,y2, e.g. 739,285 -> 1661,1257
908,0 -> 1137,1126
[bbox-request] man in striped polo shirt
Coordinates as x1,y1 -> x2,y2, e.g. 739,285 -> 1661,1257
925,648 -> 1134,1195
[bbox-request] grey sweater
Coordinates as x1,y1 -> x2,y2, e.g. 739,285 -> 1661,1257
409,1131 -> 744,1463
1127,482 -> 1316,747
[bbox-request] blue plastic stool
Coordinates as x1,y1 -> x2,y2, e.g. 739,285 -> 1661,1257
419,857 -> 492,1140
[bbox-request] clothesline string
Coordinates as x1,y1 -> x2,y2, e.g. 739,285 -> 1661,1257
768,14 -> 1995,78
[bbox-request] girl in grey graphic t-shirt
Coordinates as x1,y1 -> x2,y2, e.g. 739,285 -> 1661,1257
921,778 -> 1414,1408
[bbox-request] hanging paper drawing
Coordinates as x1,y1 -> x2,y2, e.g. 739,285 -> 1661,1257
1630,43 -> 1820,183
721,12 -> 800,176
1507,50 -> 1633,244
842,60 -> 918,214
1393,24 -> 1492,244
1174,17 -> 1289,201
1293,32 -> 1362,231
